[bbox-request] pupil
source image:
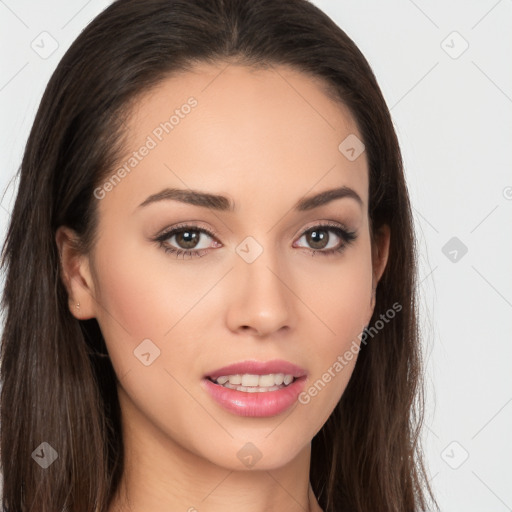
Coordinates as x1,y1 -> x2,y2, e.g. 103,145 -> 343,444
308,229 -> 328,249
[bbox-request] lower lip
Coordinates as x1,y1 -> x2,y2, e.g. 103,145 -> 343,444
202,376 -> 307,417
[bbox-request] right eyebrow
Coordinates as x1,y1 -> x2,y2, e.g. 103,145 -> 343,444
137,188 -> 234,211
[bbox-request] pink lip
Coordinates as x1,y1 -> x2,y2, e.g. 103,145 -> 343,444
202,359 -> 308,417
201,376 -> 307,417
205,359 -> 307,379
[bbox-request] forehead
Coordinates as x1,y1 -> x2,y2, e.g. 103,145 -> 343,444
99,61 -> 368,216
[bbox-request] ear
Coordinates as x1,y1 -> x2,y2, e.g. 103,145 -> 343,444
369,223 -> 391,314
55,226 -> 97,320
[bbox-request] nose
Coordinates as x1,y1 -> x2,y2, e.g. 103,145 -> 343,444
225,246 -> 295,337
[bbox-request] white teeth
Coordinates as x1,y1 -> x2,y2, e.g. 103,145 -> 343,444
228,375 -> 242,385
220,382 -> 284,392
274,373 -> 284,385
258,374 -> 276,387
213,373 -> 296,390
241,374 -> 259,387
283,374 -> 293,385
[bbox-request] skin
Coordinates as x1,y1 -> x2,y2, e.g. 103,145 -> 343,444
57,61 -> 390,512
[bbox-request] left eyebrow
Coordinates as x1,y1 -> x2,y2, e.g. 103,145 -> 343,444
135,185 -> 363,212
295,186 -> 363,210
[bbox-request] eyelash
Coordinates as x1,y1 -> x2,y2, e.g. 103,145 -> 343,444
154,221 -> 357,259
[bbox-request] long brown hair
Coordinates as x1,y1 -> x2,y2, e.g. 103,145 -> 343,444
0,0 -> 436,510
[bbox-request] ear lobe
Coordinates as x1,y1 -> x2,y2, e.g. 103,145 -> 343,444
55,226 -> 96,320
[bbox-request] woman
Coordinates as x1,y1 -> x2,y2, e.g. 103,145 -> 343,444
0,0 -> 437,510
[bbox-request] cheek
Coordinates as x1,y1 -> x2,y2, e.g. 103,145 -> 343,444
304,234 -> 374,340
295,236 -> 373,409
90,233 -> 204,367
90,229 -> 235,387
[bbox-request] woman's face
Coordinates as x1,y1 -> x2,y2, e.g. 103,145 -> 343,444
60,62 -> 389,471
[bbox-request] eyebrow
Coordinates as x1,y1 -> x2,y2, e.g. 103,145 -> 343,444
136,185 -> 363,212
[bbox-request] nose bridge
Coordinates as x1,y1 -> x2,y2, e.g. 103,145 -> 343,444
226,236 -> 294,335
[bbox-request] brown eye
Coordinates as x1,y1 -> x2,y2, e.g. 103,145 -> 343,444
173,229 -> 201,249
305,228 -> 330,250
154,224 -> 220,258
293,224 -> 357,256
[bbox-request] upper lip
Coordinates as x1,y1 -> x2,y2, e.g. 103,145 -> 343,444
205,359 -> 307,380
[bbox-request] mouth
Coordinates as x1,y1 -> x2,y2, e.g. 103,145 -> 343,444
202,359 -> 308,416
206,373 -> 302,392
205,359 -> 307,384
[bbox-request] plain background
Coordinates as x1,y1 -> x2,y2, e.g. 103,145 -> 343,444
0,1 -> 511,510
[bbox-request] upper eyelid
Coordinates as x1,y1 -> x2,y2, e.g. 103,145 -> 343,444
157,223 -> 219,239
293,220 -> 353,238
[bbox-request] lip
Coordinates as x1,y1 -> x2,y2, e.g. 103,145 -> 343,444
204,359 -> 307,380
202,359 -> 308,417
202,375 -> 307,417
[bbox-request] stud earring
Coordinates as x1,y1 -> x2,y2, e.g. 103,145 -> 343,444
75,302 -> 80,310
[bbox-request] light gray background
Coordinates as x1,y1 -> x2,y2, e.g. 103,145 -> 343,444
1,1 -> 511,510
